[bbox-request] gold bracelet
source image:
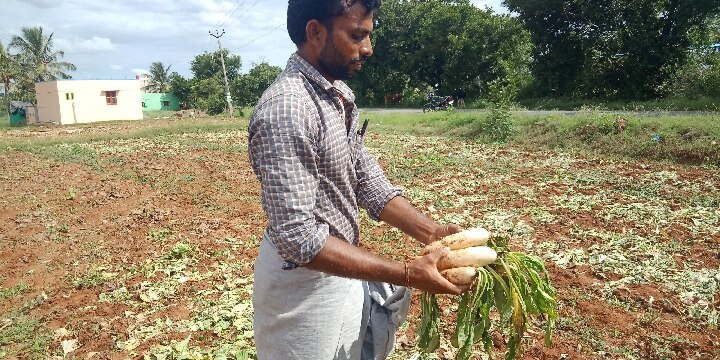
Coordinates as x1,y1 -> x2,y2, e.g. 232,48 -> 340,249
404,262 -> 411,287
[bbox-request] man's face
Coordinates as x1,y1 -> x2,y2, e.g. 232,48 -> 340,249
318,2 -> 374,81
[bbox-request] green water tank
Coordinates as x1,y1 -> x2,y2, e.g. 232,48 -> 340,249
9,110 -> 26,126
8,101 -> 29,126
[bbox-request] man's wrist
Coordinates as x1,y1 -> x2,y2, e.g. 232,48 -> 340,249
404,262 -> 412,287
421,221 -> 446,244
418,220 -> 441,244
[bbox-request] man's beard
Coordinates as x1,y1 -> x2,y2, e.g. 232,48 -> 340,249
319,38 -> 365,81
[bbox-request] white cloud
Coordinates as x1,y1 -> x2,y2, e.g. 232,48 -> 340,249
110,65 -> 123,70
56,36 -> 116,53
132,69 -> 149,75
22,0 -> 57,8
200,12 -> 229,27
187,0 -> 239,26
192,0 -> 235,13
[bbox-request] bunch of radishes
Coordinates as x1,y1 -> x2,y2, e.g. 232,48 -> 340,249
422,228 -> 496,285
418,228 -> 558,360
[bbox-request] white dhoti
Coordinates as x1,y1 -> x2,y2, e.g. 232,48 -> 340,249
253,239 -> 365,360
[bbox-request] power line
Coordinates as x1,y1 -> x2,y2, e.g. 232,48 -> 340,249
197,0 -> 239,64
237,22 -> 285,49
228,0 -> 252,26
206,0 -> 247,55
226,0 -> 261,28
214,0 -> 238,28
218,0 -> 247,29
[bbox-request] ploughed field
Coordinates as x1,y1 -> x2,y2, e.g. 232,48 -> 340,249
0,118 -> 718,359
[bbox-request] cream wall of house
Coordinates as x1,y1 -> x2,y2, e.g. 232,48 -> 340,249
25,106 -> 39,124
34,81 -> 62,124
36,80 -> 143,125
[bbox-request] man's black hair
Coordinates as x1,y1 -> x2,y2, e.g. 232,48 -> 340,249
287,0 -> 381,46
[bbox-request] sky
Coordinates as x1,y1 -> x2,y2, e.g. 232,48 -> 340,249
0,0 -> 508,80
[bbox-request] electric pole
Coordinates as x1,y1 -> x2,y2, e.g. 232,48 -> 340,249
209,29 -> 234,117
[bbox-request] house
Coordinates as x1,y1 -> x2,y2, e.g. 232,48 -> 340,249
136,73 -> 150,92
142,92 -> 181,111
33,79 -> 143,125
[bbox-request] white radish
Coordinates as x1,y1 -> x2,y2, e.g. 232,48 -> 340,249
437,246 -> 497,270
441,267 -> 477,285
421,227 -> 490,255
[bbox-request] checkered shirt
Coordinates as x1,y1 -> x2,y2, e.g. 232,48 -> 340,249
248,53 -> 402,269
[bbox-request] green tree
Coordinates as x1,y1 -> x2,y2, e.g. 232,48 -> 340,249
441,4 -> 532,99
349,0 -> 532,105
231,62 -> 282,107
504,0 -> 720,99
348,0 -> 419,105
190,49 -> 241,82
148,62 -> 171,93
688,14 -> 720,45
667,15 -> 720,98
189,49 -> 241,114
191,77 -> 226,115
10,26 -> 76,90
0,40 -> 22,114
169,72 -> 191,108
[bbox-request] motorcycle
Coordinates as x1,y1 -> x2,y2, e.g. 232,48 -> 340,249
422,93 -> 454,112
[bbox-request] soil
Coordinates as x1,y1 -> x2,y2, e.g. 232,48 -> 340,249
0,121 -> 718,359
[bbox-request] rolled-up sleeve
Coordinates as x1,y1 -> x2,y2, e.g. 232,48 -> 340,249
249,94 -> 328,267
355,144 -> 403,220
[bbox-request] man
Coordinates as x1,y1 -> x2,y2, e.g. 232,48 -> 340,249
248,1 -> 465,359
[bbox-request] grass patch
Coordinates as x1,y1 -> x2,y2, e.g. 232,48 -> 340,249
512,111 -> 720,165
0,315 -> 53,359
0,283 -> 31,300
517,96 -> 720,111
142,110 -> 179,119
0,293 -> 53,359
0,117 -> 248,149
360,109 -> 720,166
0,117 -> 250,169
645,335 -> 699,359
5,110 -> 717,166
73,267 -> 116,289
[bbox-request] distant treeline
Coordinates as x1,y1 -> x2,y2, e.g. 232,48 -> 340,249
347,0 -> 720,109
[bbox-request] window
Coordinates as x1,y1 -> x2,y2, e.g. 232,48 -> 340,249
105,91 -> 117,105
162,100 -> 170,108
65,93 -> 74,100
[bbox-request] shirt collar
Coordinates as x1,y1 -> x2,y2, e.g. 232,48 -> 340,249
287,53 -> 356,103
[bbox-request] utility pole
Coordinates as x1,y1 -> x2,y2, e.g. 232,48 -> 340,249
209,29 -> 234,117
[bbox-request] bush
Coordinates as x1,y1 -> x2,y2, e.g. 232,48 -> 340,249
467,98 -> 491,109
666,52 -> 720,99
399,87 -> 430,108
481,107 -> 514,143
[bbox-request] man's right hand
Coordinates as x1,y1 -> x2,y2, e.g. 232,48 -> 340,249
407,247 -> 470,295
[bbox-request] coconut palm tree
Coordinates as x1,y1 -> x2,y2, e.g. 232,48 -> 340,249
148,62 -> 172,93
10,26 -> 76,87
0,40 -> 22,114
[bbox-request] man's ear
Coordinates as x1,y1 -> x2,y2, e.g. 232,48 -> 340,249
306,20 -> 327,48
